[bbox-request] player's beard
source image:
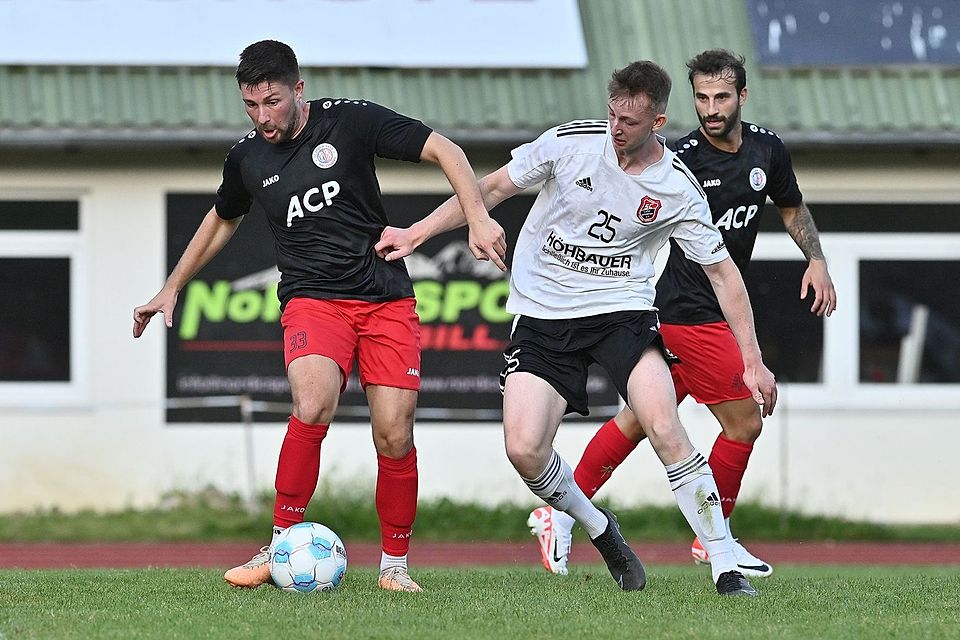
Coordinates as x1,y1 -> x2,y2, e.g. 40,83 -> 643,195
699,104 -> 741,140
263,106 -> 302,144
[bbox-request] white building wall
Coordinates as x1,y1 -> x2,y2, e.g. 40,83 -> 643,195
1,160 -> 958,524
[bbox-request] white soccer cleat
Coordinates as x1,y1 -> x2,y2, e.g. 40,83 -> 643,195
527,506 -> 572,575
223,546 -> 273,588
378,567 -> 423,592
690,536 -> 774,577
731,538 -> 773,577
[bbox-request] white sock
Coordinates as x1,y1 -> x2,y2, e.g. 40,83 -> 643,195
665,450 -> 736,582
380,552 -> 407,573
522,450 -> 608,538
270,525 -> 285,548
725,517 -> 733,539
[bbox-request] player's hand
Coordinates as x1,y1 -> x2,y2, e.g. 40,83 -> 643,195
468,217 -> 508,272
743,362 -> 777,417
801,259 -> 837,317
376,226 -> 420,262
133,289 -> 178,338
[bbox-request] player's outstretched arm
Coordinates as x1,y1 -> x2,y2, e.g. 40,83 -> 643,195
778,202 -> 837,317
419,132 -> 507,270
702,257 -> 778,416
376,166 -> 520,268
133,207 -> 242,337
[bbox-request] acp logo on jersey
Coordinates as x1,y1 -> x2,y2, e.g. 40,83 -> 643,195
312,143 -> 338,169
636,195 -> 662,224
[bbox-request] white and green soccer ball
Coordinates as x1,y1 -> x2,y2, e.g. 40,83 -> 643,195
270,522 -> 348,592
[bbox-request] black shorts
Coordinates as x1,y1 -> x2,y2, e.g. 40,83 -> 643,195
499,310 -> 676,416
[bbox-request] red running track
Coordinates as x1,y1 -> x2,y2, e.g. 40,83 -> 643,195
2,541 -> 959,569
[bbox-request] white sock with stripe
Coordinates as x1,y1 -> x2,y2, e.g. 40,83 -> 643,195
522,450 -> 608,539
666,450 -> 736,583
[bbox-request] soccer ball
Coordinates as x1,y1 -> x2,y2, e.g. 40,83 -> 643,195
270,522 -> 348,592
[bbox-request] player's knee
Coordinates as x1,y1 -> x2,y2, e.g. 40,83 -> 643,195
374,435 -> 413,459
503,438 -> 544,479
373,424 -> 414,458
726,416 -> 763,443
644,418 -> 691,458
643,417 -> 679,442
292,399 -> 336,425
615,410 -> 646,440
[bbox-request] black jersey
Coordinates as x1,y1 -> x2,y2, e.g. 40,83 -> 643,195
214,98 -> 432,307
654,122 -> 803,324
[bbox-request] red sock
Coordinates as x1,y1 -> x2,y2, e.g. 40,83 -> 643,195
376,447 -> 418,556
273,416 -> 329,528
708,434 -> 754,519
574,418 -> 640,499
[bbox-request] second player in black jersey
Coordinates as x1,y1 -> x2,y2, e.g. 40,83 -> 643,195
658,122 -> 803,323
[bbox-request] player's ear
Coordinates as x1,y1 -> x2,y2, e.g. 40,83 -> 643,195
294,79 -> 304,99
652,113 -> 667,132
739,86 -> 748,106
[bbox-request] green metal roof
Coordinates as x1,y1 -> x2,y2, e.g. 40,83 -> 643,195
1,0 -> 958,150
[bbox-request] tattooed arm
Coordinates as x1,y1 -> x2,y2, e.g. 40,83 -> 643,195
778,201 -> 837,317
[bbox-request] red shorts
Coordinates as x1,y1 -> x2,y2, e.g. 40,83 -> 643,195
280,297 -> 421,391
660,321 -> 752,406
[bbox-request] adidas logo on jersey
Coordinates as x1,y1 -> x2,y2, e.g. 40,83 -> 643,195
575,177 -> 593,191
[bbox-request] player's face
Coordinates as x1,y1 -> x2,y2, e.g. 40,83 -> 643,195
607,95 -> 664,156
692,72 -> 746,140
240,80 -> 304,144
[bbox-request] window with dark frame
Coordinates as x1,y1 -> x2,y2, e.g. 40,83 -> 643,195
860,260 -> 960,384
744,259 -> 824,383
0,200 -> 78,383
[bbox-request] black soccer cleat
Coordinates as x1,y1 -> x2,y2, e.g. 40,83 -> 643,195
716,570 -> 758,597
589,507 -> 646,591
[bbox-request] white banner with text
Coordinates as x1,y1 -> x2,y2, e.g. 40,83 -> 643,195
0,0 -> 587,68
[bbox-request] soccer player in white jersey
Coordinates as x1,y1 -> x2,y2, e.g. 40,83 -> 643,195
528,49 -> 837,580
376,61 -> 776,595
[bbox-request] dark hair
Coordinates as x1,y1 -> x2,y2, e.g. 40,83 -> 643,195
686,49 -> 746,94
607,61 -> 672,114
236,40 -> 301,89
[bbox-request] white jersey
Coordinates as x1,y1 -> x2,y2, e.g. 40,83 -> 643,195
505,120 -> 729,319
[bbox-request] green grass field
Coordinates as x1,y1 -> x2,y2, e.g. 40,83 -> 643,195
4,488 -> 959,543
2,565 -> 958,639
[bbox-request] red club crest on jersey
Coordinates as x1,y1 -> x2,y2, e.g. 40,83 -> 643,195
637,196 -> 661,224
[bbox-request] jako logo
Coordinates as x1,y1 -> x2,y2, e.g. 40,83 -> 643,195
406,368 -> 420,377
263,174 -> 280,188
702,178 -> 721,187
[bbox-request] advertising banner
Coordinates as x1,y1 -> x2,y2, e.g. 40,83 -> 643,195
165,193 -> 621,423
747,0 -> 960,65
0,0 -> 587,69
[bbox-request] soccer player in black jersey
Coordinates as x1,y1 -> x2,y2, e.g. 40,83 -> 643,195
133,40 -> 506,593
531,49 -> 837,579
